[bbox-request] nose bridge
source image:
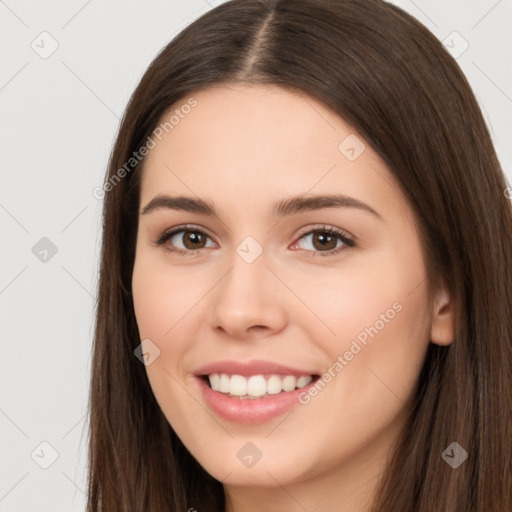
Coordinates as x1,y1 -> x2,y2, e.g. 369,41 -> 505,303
222,240 -> 272,305
210,237 -> 287,335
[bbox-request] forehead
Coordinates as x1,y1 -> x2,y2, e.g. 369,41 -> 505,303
145,83 -> 347,164
139,83 -> 409,223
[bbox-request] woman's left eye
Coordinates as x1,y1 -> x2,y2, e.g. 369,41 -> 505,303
155,224 -> 355,257
292,226 -> 356,257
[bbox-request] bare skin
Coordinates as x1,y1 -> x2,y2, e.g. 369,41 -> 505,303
131,83 -> 454,511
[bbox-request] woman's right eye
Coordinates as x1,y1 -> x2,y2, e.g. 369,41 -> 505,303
155,226 -> 216,256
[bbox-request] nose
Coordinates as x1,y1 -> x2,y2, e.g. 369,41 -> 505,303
208,248 -> 288,339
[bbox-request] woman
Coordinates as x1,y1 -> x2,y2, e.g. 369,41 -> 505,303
87,0 -> 512,510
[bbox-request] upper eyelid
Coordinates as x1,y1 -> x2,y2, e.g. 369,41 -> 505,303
160,224 -> 216,242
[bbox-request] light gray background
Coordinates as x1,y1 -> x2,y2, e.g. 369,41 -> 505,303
1,0 -> 511,510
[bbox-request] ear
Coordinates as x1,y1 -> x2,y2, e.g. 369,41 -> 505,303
430,284 -> 455,346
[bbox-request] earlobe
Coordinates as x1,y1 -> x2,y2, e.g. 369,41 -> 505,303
430,286 -> 455,346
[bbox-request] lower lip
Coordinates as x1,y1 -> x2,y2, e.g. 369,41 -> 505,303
195,376 -> 317,424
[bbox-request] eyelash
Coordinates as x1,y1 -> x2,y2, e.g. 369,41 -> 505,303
154,224 -> 356,258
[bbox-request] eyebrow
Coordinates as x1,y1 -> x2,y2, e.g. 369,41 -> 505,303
140,193 -> 383,220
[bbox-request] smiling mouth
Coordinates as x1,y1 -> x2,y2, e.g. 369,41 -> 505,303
200,373 -> 321,399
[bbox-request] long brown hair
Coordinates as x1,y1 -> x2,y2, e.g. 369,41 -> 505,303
87,0 -> 512,510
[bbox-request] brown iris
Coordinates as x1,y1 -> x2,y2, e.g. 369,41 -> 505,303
182,230 -> 207,250
311,231 -> 337,251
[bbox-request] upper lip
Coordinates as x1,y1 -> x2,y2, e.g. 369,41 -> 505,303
194,359 -> 319,377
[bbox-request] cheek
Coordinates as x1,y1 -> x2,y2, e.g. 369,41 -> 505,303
280,249 -> 428,346
132,254 -> 185,382
131,251 -> 223,393
131,257 -> 199,426
284,244 -> 431,398
132,250 -> 203,340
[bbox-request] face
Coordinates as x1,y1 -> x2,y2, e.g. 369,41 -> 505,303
131,83 -> 451,504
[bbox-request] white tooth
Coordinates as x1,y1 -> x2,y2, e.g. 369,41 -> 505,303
296,375 -> 313,389
247,375 -> 267,396
230,374 -> 247,396
282,375 -> 297,392
266,375 -> 282,394
209,373 -> 220,391
219,373 -> 231,393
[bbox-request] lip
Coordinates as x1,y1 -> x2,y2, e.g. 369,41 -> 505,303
192,359 -> 320,424
194,374 -> 319,424
193,359 -> 318,378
